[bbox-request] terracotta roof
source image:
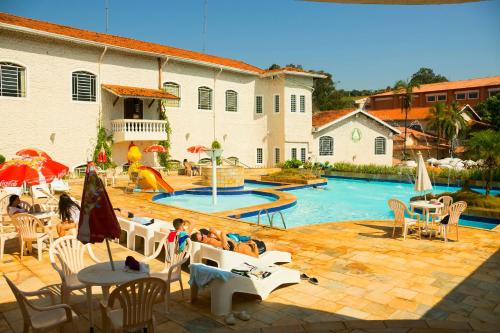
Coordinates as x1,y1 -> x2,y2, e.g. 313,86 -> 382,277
368,107 -> 432,121
372,76 -> 500,97
101,84 -> 179,99
393,127 -> 448,144
312,109 -> 356,127
0,12 -> 264,74
393,144 -> 448,151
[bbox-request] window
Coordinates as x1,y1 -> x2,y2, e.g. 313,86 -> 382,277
198,86 -> 213,110
375,137 -> 386,155
291,148 -> 297,160
256,148 -> 263,164
225,90 -> 237,112
426,95 -> 436,102
300,148 -> 306,163
255,95 -> 263,114
72,71 -> 96,102
468,91 -> 478,99
300,95 -> 305,113
274,148 -> 280,164
437,94 -> 446,101
274,94 -> 280,113
426,94 -> 446,103
0,62 -> 26,97
291,94 -> 296,112
455,93 -> 466,100
319,136 -> 333,156
488,88 -> 500,97
163,82 -> 180,107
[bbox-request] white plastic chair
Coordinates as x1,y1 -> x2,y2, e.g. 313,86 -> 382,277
100,277 -> 166,333
439,201 -> 467,243
3,186 -> 24,196
0,194 -> 11,223
0,222 -> 18,260
4,274 -> 77,333
190,241 -> 292,270
117,217 -> 135,249
143,235 -> 191,312
49,235 -> 101,303
430,196 -> 454,223
12,213 -> 50,261
388,199 -> 421,240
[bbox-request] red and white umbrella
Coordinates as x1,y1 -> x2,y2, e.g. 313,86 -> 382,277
16,148 -> 52,160
187,145 -> 208,153
144,144 -> 167,153
77,162 -> 121,270
0,157 -> 68,187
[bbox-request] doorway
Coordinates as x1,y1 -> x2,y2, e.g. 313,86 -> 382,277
124,98 -> 143,119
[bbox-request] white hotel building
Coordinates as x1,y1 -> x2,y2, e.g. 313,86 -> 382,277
0,13 -> 397,169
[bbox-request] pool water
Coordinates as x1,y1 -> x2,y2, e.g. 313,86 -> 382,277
155,193 -> 275,213
242,179 -> 499,230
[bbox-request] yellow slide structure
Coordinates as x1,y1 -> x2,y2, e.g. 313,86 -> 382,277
137,166 -> 174,193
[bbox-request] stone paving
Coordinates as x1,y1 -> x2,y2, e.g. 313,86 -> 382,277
0,174 -> 499,332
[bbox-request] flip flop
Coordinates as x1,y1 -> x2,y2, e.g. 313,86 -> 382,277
300,273 -> 310,280
234,311 -> 250,321
308,277 -> 319,285
225,313 -> 236,325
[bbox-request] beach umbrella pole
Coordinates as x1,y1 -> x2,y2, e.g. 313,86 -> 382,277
105,238 -> 115,271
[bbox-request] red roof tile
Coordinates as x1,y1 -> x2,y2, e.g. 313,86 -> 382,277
0,12 -> 264,74
101,84 -> 179,99
372,76 -> 500,97
312,109 -> 356,127
368,107 -> 432,121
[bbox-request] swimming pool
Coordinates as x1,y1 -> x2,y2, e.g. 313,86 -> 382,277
154,192 -> 276,213
241,178 -> 499,230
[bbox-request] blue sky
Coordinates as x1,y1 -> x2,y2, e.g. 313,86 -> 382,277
2,0 -> 499,90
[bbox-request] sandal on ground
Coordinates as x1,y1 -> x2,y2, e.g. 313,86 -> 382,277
300,273 -> 310,280
225,313 -> 236,325
308,277 -> 319,285
234,310 -> 250,321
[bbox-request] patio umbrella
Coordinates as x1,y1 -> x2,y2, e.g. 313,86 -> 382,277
77,162 -> 121,270
143,144 -> 167,153
415,152 -> 433,199
187,145 -> 208,161
16,148 -> 52,160
0,156 -> 68,187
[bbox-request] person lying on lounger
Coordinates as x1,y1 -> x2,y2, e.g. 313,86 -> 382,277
190,228 -> 266,258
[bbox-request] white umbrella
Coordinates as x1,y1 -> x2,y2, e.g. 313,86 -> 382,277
415,152 -> 433,200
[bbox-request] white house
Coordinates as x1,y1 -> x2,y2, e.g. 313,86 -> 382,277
312,109 -> 400,165
0,13 -> 397,169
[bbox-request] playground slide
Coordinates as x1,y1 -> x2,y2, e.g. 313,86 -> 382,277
138,166 -> 174,193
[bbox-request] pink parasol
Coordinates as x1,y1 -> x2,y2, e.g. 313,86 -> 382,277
144,144 -> 167,153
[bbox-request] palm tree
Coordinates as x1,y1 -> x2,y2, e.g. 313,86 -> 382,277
427,102 -> 446,159
466,130 -> 500,196
442,102 -> 467,156
393,79 -> 419,160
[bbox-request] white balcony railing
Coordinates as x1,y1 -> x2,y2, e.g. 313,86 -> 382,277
111,119 -> 168,142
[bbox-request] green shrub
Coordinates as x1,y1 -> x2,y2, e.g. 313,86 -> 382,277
211,140 -> 222,165
411,188 -> 500,211
283,159 -> 302,169
0,154 -> 5,164
266,169 -> 319,182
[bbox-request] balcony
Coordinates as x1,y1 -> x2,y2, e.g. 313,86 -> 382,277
111,119 -> 168,142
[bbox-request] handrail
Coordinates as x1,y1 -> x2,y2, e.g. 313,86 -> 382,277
256,209 -> 271,226
222,158 -> 251,169
257,208 -> 286,229
270,211 -> 287,229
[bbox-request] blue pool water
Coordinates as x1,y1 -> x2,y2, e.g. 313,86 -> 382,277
155,193 -> 275,213
242,179 -> 499,230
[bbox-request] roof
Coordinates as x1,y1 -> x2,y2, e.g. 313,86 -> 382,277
101,84 -> 179,100
262,67 -> 326,79
393,127 -> 445,142
368,104 -> 481,122
0,12 -> 264,75
372,76 -> 500,97
312,108 -> 400,134
393,144 -> 448,151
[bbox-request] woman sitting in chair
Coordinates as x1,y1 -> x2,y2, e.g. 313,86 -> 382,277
57,194 -> 80,237
183,159 -> 199,176
7,195 -> 28,216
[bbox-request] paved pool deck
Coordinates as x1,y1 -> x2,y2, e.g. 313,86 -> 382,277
0,174 -> 499,332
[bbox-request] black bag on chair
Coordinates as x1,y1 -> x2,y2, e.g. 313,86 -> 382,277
440,215 -> 450,225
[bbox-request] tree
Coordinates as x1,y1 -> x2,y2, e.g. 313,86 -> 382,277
285,64 -> 303,69
267,64 -> 281,70
442,102 -> 468,155
466,129 -> 500,196
410,67 -> 448,85
393,79 -> 420,160
427,102 -> 446,159
474,95 -> 500,130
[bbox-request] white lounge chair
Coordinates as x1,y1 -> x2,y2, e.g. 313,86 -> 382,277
133,223 -> 154,256
190,263 -> 300,316
191,241 -> 292,270
50,178 -> 70,193
117,217 -> 135,249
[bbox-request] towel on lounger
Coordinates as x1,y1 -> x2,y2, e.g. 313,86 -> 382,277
188,263 -> 234,288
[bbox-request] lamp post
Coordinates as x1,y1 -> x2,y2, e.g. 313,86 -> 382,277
204,148 -> 223,204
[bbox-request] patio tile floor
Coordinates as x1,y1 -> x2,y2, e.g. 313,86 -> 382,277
0,175 -> 499,332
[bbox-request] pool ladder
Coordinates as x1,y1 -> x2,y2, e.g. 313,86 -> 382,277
256,209 -> 287,229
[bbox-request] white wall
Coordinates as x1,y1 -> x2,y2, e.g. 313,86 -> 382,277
313,113 -> 394,166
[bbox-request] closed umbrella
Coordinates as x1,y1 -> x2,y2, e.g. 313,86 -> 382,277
16,148 -> 52,160
415,152 -> 433,199
0,156 -> 68,187
77,162 -> 121,270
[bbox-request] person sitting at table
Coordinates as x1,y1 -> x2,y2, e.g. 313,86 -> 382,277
190,228 -> 267,258
183,159 -> 199,176
7,195 -> 28,216
57,193 -> 80,237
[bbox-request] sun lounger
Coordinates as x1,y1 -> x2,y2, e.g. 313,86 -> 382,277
191,242 -> 292,270
190,263 -> 300,316
50,179 -> 70,193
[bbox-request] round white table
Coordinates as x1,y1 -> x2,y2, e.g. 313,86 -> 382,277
78,260 -> 149,332
409,200 -> 444,227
